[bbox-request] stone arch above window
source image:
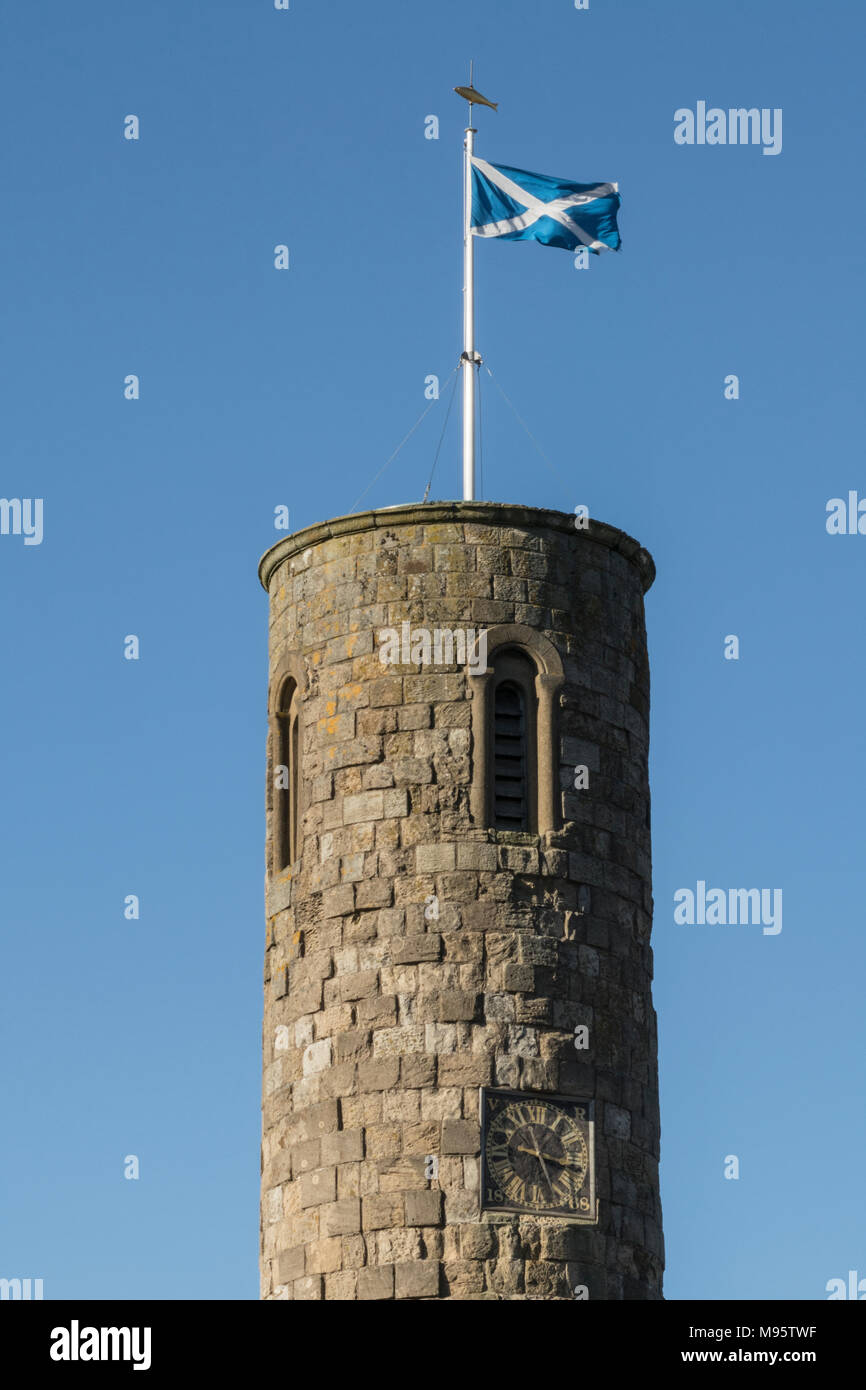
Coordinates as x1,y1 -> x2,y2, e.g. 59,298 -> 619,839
468,624 -> 565,835
269,653 -> 305,875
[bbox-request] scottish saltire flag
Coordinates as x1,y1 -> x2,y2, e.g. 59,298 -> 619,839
471,157 -> 621,254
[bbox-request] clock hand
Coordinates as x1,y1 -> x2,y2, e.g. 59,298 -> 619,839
527,1133 -> 555,1196
515,1146 -> 582,1168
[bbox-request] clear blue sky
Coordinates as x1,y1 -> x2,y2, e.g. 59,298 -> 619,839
1,0 -> 864,1301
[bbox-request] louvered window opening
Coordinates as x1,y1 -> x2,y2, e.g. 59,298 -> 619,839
494,681 -> 528,829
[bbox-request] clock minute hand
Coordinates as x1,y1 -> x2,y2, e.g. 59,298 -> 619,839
522,1136 -> 555,1196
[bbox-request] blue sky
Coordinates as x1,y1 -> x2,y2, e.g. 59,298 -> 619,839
1,0 -> 864,1300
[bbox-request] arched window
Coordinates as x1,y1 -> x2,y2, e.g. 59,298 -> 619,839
469,623 -> 564,836
274,676 -> 301,871
490,649 -> 538,832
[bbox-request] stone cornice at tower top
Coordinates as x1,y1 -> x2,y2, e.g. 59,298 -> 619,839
257,501 -> 656,595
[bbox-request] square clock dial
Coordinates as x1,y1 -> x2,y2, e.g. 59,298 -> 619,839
481,1089 -> 597,1222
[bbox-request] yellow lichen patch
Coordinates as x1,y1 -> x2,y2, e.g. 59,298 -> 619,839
326,699 -> 337,717
353,653 -> 384,681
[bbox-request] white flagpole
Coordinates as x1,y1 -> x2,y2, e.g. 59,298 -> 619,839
462,110 -> 476,501
455,68 -> 496,501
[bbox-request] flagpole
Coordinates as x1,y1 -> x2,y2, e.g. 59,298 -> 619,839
455,69 -> 496,502
462,111 -> 476,501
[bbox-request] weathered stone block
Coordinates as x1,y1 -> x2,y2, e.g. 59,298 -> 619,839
320,1130 -> 364,1165
302,1038 -> 332,1076
441,1120 -> 480,1155
405,1189 -> 443,1227
355,879 -> 393,910
334,1030 -> 371,1065
321,884 -> 355,918
400,1054 -> 436,1088
291,1139 -> 320,1176
368,678 -> 403,708
299,1168 -> 337,1209
292,1274 -> 323,1300
416,843 -> 456,872
343,791 -> 384,824
362,1194 -> 404,1231
382,788 -> 409,819
357,1058 -> 400,1091
324,1270 -> 358,1300
394,933 -> 441,964
339,970 -> 379,1002
398,704 -> 431,730
357,994 -> 398,1028
459,1224 -> 497,1260
357,1264 -> 395,1300
306,1236 -> 343,1275
320,1198 -> 362,1238
276,1246 -> 305,1284
364,1124 -> 402,1161
372,1025 -> 425,1057
436,991 -> 479,1022
401,1121 -> 441,1156
395,1259 -> 441,1299
296,1100 -> 340,1141
443,1260 -> 486,1297
438,1055 -> 492,1087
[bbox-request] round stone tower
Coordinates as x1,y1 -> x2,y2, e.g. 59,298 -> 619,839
258,501 -> 662,1300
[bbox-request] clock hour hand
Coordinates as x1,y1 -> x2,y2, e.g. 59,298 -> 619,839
515,1146 -> 581,1167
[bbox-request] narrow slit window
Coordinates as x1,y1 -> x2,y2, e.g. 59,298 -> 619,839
494,680 -> 528,829
275,678 -> 300,870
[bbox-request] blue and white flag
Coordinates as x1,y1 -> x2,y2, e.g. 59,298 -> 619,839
471,157 -> 621,254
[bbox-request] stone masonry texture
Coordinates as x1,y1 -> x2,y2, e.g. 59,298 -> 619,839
258,501 -> 662,1300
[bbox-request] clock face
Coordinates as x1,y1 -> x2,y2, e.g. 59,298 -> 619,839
481,1090 -> 596,1220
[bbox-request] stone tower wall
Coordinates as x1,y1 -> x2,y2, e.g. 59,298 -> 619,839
258,501 -> 661,1300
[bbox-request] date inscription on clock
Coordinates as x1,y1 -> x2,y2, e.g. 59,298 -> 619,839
481,1090 -> 596,1221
